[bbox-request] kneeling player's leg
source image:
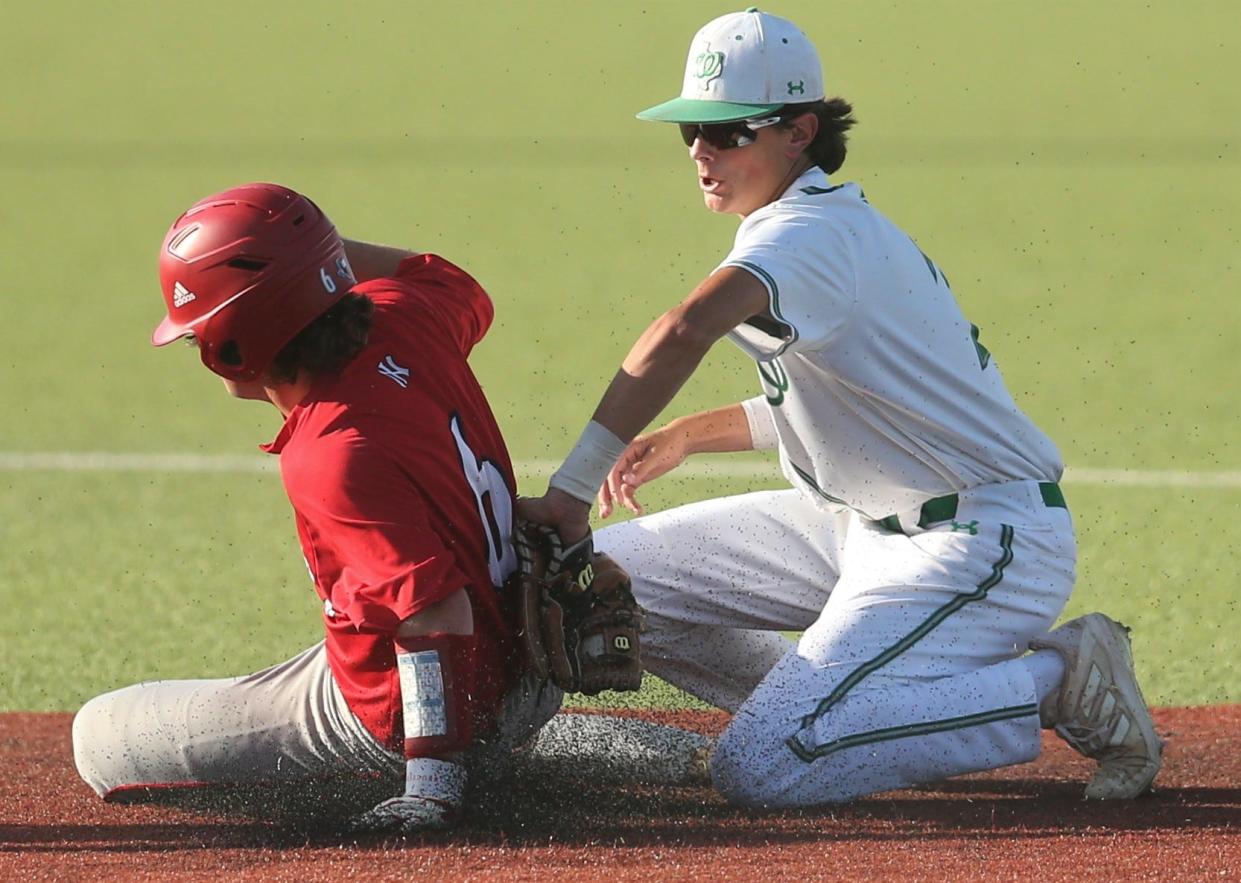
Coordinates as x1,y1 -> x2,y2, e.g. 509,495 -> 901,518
710,516 -> 1076,807
72,641 -> 400,804
596,489 -> 845,712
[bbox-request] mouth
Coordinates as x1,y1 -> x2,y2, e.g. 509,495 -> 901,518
699,174 -> 723,193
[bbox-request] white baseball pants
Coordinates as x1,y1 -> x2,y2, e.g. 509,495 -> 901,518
596,480 -> 1076,807
73,641 -> 562,803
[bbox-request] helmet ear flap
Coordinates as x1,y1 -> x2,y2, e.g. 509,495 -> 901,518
217,340 -> 244,368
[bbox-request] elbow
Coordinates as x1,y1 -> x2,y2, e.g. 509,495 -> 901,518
622,306 -> 725,378
395,586 -> 475,638
656,308 -> 719,357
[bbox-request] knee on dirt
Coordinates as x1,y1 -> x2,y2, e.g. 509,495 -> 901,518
72,691 -> 124,797
710,711 -> 867,808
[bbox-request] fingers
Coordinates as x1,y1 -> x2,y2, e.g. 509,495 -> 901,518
623,457 -> 649,487
348,796 -> 455,836
600,462 -> 645,517
599,437 -> 651,519
598,469 -> 618,519
618,472 -> 645,515
617,450 -> 664,515
602,478 -> 641,517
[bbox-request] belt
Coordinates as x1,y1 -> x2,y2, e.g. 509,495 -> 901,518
874,481 -> 1066,534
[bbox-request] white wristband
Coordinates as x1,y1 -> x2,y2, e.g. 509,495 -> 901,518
740,396 -> 779,451
549,420 -> 627,504
404,756 -> 466,804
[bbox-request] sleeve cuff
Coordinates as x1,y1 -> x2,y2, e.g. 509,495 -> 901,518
740,396 -> 779,451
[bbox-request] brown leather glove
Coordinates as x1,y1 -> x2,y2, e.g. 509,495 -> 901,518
514,521 -> 644,695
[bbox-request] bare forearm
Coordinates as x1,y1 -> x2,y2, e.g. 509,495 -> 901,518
538,268 -> 768,526
394,586 -> 473,638
591,310 -> 717,442
343,238 -> 419,283
665,404 -> 755,456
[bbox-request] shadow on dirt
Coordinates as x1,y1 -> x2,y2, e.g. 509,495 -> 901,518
8,769 -> 1231,853
3,708 -> 1237,857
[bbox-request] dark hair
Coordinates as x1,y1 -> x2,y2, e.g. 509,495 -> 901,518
778,97 -> 856,174
267,293 -> 374,384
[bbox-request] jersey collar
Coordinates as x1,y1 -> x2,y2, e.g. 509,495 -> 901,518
259,372 -> 334,454
259,395 -> 315,454
779,166 -> 832,201
259,413 -> 297,454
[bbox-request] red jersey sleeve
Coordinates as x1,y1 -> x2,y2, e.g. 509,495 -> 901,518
356,254 -> 494,356
288,433 -> 468,635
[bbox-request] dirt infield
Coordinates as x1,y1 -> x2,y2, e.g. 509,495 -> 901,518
2,707 -> 1237,881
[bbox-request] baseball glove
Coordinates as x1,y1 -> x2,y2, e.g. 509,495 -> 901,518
514,521 -> 644,695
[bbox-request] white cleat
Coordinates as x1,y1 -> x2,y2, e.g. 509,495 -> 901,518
1030,613 -> 1163,799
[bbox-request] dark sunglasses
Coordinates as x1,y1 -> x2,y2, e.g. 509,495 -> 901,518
678,114 -> 786,150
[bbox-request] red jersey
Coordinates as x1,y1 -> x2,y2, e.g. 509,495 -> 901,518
262,254 -> 520,749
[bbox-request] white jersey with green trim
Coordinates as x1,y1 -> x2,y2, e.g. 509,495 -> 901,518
720,167 -> 1063,520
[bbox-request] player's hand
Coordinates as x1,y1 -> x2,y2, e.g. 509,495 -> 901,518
516,488 -> 592,545
598,424 -> 692,518
348,756 -> 465,836
348,793 -> 457,836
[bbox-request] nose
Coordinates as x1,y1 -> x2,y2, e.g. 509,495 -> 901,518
689,135 -> 714,161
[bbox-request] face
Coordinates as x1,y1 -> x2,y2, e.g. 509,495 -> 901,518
184,336 -> 270,400
684,114 -> 816,217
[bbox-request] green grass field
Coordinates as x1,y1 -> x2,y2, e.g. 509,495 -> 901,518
1,1 -> 1237,712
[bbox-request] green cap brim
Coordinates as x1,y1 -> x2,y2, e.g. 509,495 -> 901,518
636,96 -> 786,123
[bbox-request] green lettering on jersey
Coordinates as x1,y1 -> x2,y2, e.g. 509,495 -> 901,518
970,324 -> 991,370
912,242 -> 946,286
906,237 -> 990,372
758,358 -> 789,406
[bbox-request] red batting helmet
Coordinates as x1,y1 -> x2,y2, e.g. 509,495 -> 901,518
153,183 -> 356,381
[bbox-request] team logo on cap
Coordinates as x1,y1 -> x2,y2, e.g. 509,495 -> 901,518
694,45 -> 724,89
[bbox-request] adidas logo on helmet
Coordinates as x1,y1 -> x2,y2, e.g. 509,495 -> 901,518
172,281 -> 197,308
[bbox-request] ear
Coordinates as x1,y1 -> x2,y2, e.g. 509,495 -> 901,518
785,112 -> 819,157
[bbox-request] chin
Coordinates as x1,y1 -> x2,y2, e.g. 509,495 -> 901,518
222,378 -> 270,401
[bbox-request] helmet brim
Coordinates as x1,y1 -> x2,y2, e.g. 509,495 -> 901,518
152,315 -> 190,347
636,97 -> 786,123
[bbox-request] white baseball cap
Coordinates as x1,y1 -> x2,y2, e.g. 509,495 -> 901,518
637,7 -> 824,123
